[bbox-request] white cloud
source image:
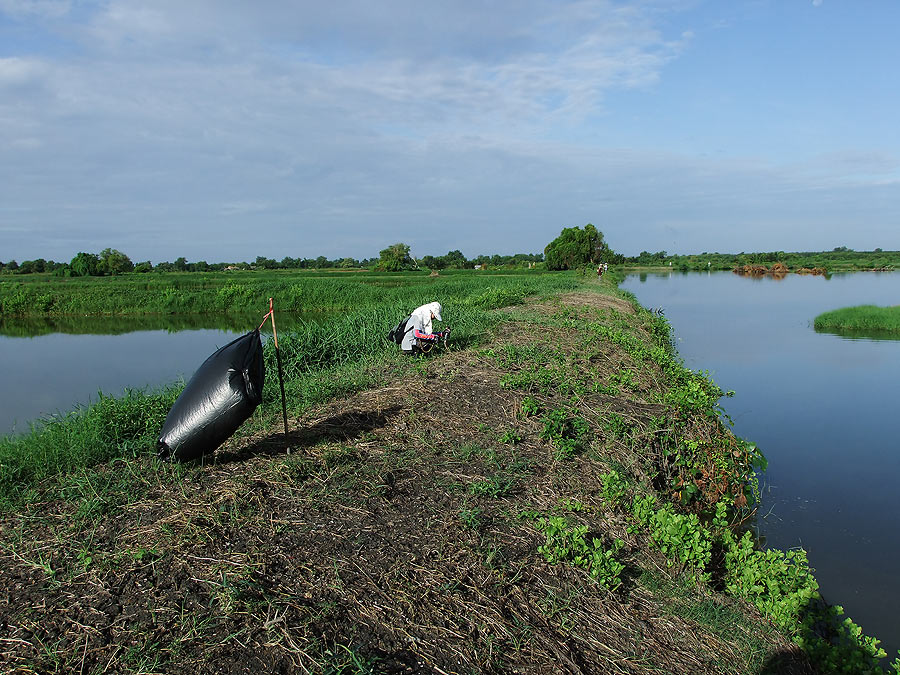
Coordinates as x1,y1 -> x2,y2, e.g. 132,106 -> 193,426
0,56 -> 49,87
0,0 -> 70,19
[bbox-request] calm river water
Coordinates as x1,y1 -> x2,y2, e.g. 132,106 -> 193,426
0,313 -> 316,437
622,270 -> 899,655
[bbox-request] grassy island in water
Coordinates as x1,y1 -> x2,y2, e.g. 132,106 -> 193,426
815,304 -> 900,334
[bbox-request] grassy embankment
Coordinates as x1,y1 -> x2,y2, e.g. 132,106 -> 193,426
1,270 -> 897,673
814,305 -> 900,335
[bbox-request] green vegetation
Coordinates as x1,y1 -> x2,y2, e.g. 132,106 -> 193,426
814,304 -> 900,334
532,512 -> 626,590
374,242 -> 415,271
0,311 -> 322,339
543,223 -> 624,270
0,246 -> 544,277
0,267 -> 566,317
0,270 -> 578,505
625,246 -> 900,273
0,389 -> 179,505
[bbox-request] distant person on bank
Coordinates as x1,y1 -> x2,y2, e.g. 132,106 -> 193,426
401,301 -> 445,354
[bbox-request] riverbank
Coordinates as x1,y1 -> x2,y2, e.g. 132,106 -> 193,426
0,279 -> 895,673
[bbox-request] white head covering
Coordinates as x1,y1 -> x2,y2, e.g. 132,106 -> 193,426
428,301 -> 443,322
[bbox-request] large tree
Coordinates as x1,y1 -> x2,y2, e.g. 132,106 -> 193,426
70,252 -> 102,277
442,249 -> 469,269
377,243 -> 414,271
544,224 -> 613,271
99,248 -> 134,275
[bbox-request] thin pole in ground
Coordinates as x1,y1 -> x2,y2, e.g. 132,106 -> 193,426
260,297 -> 290,452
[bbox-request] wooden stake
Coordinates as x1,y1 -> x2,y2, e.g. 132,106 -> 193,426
268,297 -> 290,451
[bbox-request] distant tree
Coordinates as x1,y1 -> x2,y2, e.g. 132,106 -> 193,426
70,252 -> 102,277
98,248 -> 134,275
427,255 -> 447,270
173,257 -> 189,272
443,249 -> 469,269
134,261 -> 153,273
376,243 -> 414,272
544,224 -> 613,271
254,256 -> 277,270
339,257 -> 358,268
6,260 -> 19,272
19,259 -> 46,274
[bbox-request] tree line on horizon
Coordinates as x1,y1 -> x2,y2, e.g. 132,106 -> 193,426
627,246 -> 899,271
0,247 -> 546,277
0,224 -> 617,277
5,225 -> 890,278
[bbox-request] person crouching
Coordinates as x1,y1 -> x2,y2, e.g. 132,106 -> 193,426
401,301 -> 444,354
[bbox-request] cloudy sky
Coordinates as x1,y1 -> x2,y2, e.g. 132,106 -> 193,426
1,0 -> 898,264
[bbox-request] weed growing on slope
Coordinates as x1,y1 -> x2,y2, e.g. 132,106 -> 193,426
531,514 -> 625,591
540,408 -> 590,460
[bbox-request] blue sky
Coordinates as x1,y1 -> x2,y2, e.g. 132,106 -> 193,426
1,0 -> 897,264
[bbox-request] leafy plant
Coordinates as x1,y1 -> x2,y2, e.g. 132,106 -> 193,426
535,515 -> 625,590
521,396 -> 541,417
458,507 -> 483,530
600,470 -> 629,504
468,475 -> 515,498
630,495 -> 712,580
540,408 -> 590,460
499,429 -> 522,445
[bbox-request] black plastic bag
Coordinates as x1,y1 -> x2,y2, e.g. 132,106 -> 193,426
157,330 -> 265,462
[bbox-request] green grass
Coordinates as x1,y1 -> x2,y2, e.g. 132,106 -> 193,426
0,388 -> 179,506
0,270 -> 578,507
0,268 -> 573,317
814,304 -> 900,334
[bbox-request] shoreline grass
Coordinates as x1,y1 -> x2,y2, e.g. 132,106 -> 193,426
814,304 -> 900,333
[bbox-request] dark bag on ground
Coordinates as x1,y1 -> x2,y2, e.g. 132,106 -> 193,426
157,330 -> 265,462
387,314 -> 412,344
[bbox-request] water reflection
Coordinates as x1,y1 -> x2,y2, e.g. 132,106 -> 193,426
0,311 -> 331,437
0,312 -> 324,338
814,326 -> 900,342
